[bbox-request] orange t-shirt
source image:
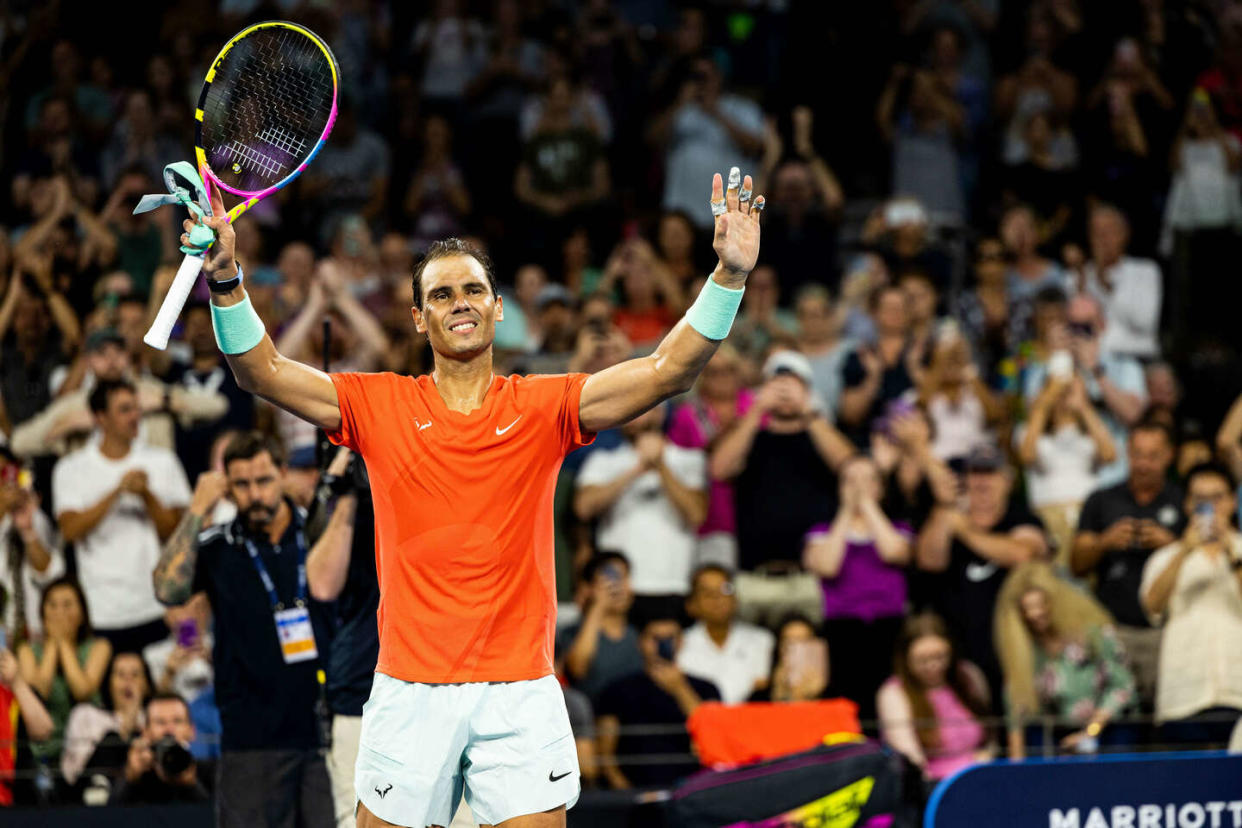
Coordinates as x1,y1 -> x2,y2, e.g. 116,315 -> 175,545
327,372 -> 594,683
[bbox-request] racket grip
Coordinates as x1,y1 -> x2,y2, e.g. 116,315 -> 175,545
144,253 -> 204,350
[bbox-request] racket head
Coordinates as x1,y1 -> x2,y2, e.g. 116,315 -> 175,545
194,21 -> 339,213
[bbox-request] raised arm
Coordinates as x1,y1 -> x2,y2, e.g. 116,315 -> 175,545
306,448 -> 358,603
188,191 -> 341,432
153,471 -> 227,606
578,169 -> 762,432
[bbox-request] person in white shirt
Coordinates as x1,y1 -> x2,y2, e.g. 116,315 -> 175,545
52,379 -> 191,654
0,448 -> 64,640
574,404 -> 708,614
1017,373 -> 1117,568
1079,205 -> 1163,360
654,56 -> 764,230
677,564 -> 774,705
1141,462 -> 1242,747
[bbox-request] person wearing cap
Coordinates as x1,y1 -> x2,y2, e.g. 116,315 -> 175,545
711,349 -> 855,573
575,403 -> 708,619
916,444 -> 1048,697
9,327 -> 229,459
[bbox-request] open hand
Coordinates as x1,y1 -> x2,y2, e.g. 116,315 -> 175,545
710,168 -> 764,280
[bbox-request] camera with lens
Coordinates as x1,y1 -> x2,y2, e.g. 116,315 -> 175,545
152,736 -> 194,778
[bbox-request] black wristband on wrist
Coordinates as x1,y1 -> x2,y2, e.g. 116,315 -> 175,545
208,261 -> 244,294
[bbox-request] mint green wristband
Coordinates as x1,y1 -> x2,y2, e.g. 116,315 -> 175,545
211,294 -> 266,354
685,277 -> 745,341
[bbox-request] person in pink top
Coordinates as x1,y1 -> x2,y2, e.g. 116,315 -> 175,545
877,612 -> 994,784
667,344 -> 754,568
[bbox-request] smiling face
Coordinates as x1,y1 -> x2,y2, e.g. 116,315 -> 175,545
413,254 -> 502,361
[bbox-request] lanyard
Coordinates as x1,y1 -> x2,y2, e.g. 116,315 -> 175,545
244,529 -> 308,612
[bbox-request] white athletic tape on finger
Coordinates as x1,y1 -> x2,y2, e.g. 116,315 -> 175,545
711,199 -> 727,217
727,166 -> 741,190
739,187 -> 752,202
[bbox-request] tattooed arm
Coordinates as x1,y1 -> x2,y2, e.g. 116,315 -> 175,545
154,472 -> 229,606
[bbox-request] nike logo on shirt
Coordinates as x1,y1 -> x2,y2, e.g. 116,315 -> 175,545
549,770 -> 572,782
496,416 -> 521,436
965,561 -> 999,582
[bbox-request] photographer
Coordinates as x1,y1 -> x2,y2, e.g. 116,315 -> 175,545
305,447 -> 379,828
113,692 -> 209,804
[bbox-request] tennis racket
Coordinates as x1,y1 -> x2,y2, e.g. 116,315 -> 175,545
144,20 -> 339,350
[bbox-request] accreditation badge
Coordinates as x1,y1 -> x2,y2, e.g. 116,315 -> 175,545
275,606 -> 319,664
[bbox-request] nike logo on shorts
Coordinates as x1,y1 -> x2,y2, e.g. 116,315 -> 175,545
496,416 -> 521,436
549,770 -> 572,782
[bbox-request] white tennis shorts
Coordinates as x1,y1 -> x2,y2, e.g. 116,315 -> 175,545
354,673 -> 580,827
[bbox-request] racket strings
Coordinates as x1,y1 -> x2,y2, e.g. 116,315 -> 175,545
201,25 -> 335,194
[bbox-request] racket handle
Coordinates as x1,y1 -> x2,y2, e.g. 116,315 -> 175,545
144,253 -> 204,351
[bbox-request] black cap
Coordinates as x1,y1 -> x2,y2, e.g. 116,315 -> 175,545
965,443 -> 1006,473
84,328 -> 125,353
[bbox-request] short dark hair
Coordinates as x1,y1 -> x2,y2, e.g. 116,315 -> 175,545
39,577 -> 94,644
582,550 -> 630,584
88,378 -> 136,414
634,599 -> 689,634
99,650 -> 154,712
1130,418 -> 1175,448
1033,286 -> 1068,309
184,299 -> 211,317
410,238 -> 498,311
1184,461 -> 1236,492
690,563 -> 733,594
868,284 -> 905,312
145,690 -> 191,719
222,430 -> 286,469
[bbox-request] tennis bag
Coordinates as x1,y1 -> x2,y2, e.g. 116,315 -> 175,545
666,738 -> 917,828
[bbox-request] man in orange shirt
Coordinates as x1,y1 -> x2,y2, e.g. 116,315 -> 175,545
186,168 -> 764,828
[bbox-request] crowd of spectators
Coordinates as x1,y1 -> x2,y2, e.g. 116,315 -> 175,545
2,0 -> 1242,817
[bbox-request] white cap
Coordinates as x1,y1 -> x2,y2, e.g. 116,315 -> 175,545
762,350 -> 814,386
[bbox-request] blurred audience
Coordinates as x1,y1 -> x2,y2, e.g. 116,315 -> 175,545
878,612 -> 991,782
17,578 -> 110,779
1141,463 -> 1242,747
1072,421 -> 1183,706
803,455 -> 912,719
52,380 -> 190,653
676,565 -> 774,705
575,405 -> 707,609
996,563 -> 1137,759
596,610 -> 720,789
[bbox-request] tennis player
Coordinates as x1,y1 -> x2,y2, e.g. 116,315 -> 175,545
187,168 -> 764,828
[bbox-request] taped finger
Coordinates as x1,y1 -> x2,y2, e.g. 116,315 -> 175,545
726,166 -> 741,210
751,195 -> 766,219
710,198 -> 728,217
